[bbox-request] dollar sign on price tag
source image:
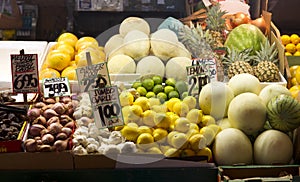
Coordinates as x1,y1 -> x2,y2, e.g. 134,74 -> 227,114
42,77 -> 71,98
76,52 -> 110,92
89,85 -> 124,128
11,50 -> 39,94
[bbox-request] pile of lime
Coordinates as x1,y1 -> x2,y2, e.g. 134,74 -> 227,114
132,75 -> 188,102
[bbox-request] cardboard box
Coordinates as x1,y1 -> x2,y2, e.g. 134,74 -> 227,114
219,165 -> 299,182
0,151 -> 73,170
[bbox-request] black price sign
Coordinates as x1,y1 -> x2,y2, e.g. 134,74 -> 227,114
11,53 -> 39,93
89,85 -> 123,128
42,77 -> 71,98
76,62 -> 110,92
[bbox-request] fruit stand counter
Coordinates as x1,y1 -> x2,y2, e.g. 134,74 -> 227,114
0,153 -> 218,182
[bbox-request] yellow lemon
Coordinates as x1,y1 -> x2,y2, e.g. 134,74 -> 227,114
154,113 -> 172,129
137,125 -> 153,135
57,32 -> 78,48
119,91 -> 134,107
181,148 -> 196,158
281,34 -> 290,45
122,105 -> 131,124
133,96 -> 150,111
186,108 -> 203,124
164,148 -> 180,158
120,125 -> 140,142
186,128 -> 199,138
188,133 -> 206,151
182,96 -> 197,110
152,128 -> 168,143
199,115 -> 216,127
296,66 -> 300,84
294,51 -> 300,56
290,65 -> 299,78
148,97 -> 161,107
75,36 -> 98,51
174,117 -> 190,133
171,132 -> 188,149
286,43 -> 297,54
196,147 -> 213,161
172,101 -> 190,117
55,43 -> 75,60
47,51 -> 71,71
146,147 -> 163,154
142,110 -> 156,127
75,50 -> 105,67
285,52 -> 292,56
166,97 -> 181,112
136,133 -> 155,150
39,68 -> 60,80
199,126 -> 216,146
289,85 -> 300,99
292,77 -> 299,86
189,123 -> 199,131
167,131 -> 179,145
127,105 -> 143,122
207,124 -> 222,135
291,34 -> 300,45
61,65 -> 77,80
296,43 -> 300,52
151,104 -> 168,113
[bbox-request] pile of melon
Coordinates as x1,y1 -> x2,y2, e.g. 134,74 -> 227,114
198,73 -> 300,165
104,17 -> 193,82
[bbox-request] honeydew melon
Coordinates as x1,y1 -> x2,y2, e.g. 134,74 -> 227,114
165,57 -> 192,82
119,17 -> 150,37
136,56 -> 165,77
107,54 -> 136,74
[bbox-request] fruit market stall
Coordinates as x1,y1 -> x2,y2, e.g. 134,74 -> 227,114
0,1 -> 300,182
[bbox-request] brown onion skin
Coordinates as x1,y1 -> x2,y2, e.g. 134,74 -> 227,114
41,133 -> 55,145
29,124 -> 46,137
231,12 -> 251,28
250,17 -> 267,35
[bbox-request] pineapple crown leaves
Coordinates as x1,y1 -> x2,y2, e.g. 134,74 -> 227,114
206,3 -> 227,31
178,23 -> 214,59
252,41 -> 279,65
222,48 -> 253,66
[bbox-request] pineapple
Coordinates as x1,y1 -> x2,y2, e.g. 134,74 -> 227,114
252,41 -> 280,82
223,48 -> 254,79
206,3 -> 227,49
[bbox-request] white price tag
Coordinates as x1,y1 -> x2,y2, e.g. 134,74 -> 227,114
89,85 -> 124,129
42,77 -> 71,98
76,62 -> 110,93
11,53 -> 39,93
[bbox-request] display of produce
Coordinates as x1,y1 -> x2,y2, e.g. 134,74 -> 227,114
281,33 -> 300,56
1,1 -> 300,181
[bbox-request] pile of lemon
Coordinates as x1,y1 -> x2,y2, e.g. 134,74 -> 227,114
281,34 -> 300,56
289,65 -> 300,101
116,91 -> 222,161
39,32 -> 106,81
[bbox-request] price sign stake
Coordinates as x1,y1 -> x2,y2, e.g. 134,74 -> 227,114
89,85 -> 124,129
42,77 -> 71,98
11,49 -> 39,107
76,52 -> 110,93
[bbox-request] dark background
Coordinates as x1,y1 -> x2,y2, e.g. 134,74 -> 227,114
20,0 -> 300,41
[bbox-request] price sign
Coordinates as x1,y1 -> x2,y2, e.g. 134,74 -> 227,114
186,62 -> 211,97
89,85 -> 123,128
11,53 -> 39,93
42,77 -> 71,98
76,62 -> 110,92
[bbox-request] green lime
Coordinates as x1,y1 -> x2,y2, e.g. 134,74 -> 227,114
157,92 -> 168,103
132,81 -> 142,89
142,78 -> 155,91
168,90 -> 179,99
181,91 -> 189,99
146,91 -> 156,98
136,86 -> 147,96
152,75 -> 163,85
153,84 -> 164,94
164,85 -> 175,95
165,78 -> 176,87
175,80 -> 188,95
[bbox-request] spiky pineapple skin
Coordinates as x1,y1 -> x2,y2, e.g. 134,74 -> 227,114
227,61 -> 254,79
254,61 -> 280,82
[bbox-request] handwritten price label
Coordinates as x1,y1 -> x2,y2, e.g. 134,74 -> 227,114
42,77 -> 71,98
76,62 -> 110,92
186,62 -> 211,97
89,85 -> 123,128
11,53 -> 39,93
